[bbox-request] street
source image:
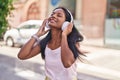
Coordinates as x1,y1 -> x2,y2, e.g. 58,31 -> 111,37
0,41 -> 120,80
0,45 -> 45,80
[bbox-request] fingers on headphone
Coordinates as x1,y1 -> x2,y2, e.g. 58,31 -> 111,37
69,22 -> 73,27
67,23 -> 73,30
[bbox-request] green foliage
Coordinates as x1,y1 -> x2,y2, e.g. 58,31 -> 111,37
0,0 -> 14,39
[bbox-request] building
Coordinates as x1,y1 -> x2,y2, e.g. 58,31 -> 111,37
8,0 -> 107,39
8,0 -> 48,28
8,0 -> 118,40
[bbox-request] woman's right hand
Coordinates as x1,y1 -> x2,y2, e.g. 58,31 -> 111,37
35,19 -> 50,37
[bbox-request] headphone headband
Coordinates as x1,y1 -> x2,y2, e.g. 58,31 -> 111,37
66,9 -> 73,22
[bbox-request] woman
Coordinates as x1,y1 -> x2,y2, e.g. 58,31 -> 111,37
18,7 -> 85,80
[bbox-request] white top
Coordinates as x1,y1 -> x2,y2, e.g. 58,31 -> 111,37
45,45 -> 77,80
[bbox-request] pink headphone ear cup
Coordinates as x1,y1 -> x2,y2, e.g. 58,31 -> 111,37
62,21 -> 69,31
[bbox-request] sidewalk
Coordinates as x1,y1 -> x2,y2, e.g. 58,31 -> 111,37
77,38 -> 120,80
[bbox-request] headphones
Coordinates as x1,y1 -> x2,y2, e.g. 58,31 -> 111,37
45,9 -> 73,31
61,9 -> 73,30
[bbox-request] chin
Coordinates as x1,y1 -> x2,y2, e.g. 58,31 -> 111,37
49,23 -> 56,27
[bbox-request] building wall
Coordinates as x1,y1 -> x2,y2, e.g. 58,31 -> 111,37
82,0 -> 107,38
8,0 -> 107,38
8,0 -> 48,28
75,0 -> 82,20
20,0 -> 48,22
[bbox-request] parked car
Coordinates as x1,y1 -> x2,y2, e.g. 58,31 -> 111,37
4,20 -> 44,47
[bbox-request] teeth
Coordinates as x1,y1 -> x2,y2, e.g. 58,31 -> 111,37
50,19 -> 56,23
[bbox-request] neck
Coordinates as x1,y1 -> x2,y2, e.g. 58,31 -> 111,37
50,29 -> 62,44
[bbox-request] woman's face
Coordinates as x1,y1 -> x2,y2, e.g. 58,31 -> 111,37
48,8 -> 66,29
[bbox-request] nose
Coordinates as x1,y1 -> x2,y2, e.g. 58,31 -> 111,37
51,13 -> 57,18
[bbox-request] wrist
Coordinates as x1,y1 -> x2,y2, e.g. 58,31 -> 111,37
35,33 -> 42,37
31,34 -> 41,43
62,32 -> 67,37
62,33 -> 67,40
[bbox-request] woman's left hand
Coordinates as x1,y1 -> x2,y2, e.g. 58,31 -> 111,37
62,22 -> 73,36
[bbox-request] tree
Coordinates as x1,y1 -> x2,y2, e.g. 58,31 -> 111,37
0,0 -> 14,39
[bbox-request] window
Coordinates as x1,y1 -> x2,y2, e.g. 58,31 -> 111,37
19,25 -> 39,29
107,0 -> 120,18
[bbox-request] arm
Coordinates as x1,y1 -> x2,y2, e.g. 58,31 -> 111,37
18,19 -> 50,60
61,23 -> 75,68
17,37 -> 41,60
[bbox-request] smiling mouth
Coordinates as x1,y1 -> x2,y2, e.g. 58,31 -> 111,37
50,20 -> 55,23
49,18 -> 57,23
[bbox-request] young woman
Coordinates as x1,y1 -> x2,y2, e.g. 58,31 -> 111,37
18,7 -> 85,80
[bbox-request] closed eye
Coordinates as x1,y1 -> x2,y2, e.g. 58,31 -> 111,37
57,14 -> 63,17
51,12 -> 63,18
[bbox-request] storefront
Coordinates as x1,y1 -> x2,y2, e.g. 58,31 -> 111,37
104,0 -> 120,49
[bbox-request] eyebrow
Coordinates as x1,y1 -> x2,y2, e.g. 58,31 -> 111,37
53,11 -> 64,15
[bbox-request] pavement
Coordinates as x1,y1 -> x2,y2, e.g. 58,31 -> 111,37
78,38 -> 120,80
0,38 -> 120,80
